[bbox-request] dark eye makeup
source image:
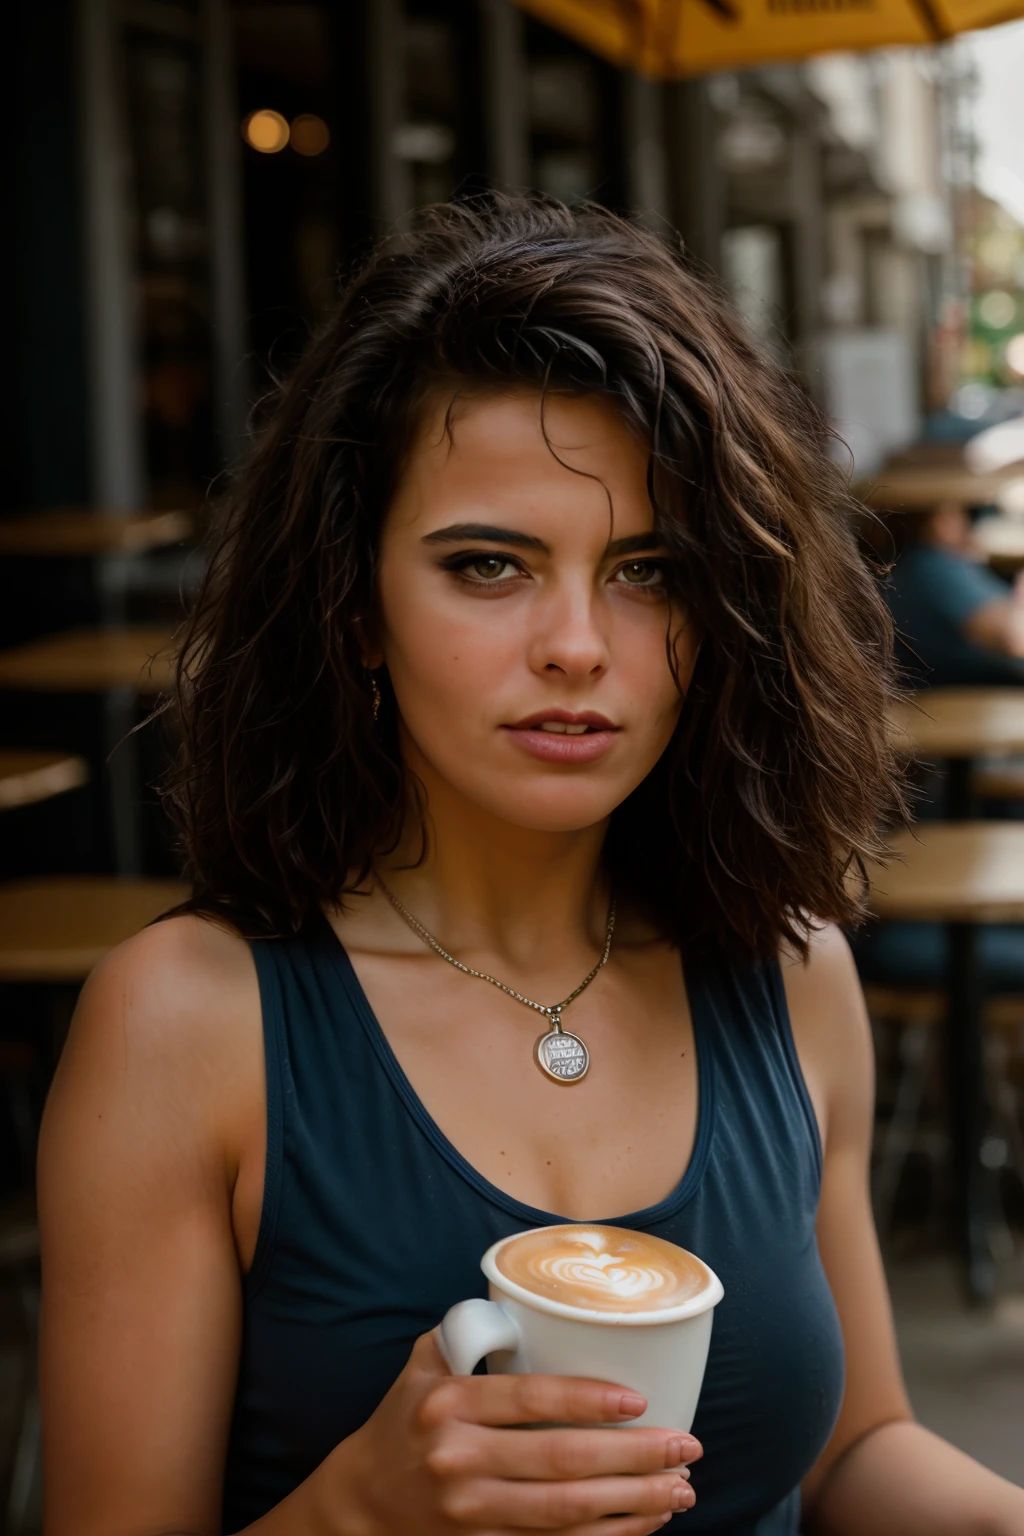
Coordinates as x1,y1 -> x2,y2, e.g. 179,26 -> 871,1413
440,552 -> 528,585
438,549 -> 671,594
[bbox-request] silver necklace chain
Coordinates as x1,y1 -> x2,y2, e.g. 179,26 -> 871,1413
377,877 -> 616,1025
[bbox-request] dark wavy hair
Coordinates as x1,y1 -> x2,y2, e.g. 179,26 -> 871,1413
163,194 -> 903,959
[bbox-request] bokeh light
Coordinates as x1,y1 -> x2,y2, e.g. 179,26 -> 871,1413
1005,334 -> 1024,378
951,381 -> 993,420
978,289 -> 1017,330
243,109 -> 290,154
977,231 -> 1020,279
290,114 -> 331,157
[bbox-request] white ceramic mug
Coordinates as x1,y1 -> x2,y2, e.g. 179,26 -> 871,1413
438,1227 -> 724,1431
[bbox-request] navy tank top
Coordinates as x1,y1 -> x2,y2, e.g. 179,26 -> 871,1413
223,926 -> 845,1535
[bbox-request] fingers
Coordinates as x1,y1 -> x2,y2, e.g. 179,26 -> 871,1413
434,1422 -> 701,1481
437,1470 -> 695,1528
422,1371 -> 655,1429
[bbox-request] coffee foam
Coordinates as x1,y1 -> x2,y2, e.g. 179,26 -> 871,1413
495,1225 -> 707,1314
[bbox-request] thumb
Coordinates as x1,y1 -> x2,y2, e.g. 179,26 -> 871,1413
410,1326 -> 454,1381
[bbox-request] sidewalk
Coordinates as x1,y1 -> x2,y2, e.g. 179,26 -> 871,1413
889,1253 -> 1024,1486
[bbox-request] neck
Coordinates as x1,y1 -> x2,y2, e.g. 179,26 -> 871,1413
378,747 -> 610,965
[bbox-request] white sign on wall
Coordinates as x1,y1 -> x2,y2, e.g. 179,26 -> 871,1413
816,329 -> 920,476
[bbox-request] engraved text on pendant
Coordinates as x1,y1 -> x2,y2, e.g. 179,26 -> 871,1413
534,1028 -> 590,1083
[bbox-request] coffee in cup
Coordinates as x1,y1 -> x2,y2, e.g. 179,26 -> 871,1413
495,1224 -> 708,1314
439,1223 -> 723,1432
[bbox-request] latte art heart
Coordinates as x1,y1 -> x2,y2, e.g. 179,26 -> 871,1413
495,1224 -> 708,1313
540,1251 -> 671,1300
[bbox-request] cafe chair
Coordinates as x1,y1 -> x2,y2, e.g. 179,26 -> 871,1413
866,984 -> 1024,1242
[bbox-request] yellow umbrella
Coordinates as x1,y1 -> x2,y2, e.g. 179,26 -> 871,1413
513,0 -> 1024,75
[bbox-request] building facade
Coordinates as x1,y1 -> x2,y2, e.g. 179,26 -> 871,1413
7,0 -> 959,514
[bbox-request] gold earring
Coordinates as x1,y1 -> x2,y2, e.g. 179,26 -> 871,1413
370,674 -> 382,721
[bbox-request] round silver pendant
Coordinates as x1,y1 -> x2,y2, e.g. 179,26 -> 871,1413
534,1028 -> 590,1084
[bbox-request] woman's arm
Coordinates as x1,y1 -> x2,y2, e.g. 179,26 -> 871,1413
807,1421 -> 1024,1536
38,916 -> 268,1536
40,916 -> 368,1536
784,927 -> 1024,1536
962,582 -> 1024,658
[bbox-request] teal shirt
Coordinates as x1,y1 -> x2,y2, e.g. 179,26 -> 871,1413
886,543 -> 1024,687
221,927 -> 845,1535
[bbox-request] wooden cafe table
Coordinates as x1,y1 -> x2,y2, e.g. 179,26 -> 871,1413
0,508 -> 195,635
888,688 -> 1024,817
0,508 -> 192,557
0,750 -> 89,811
852,467 -> 1023,513
0,626 -> 175,696
884,691 -> 1024,1299
865,824 -> 1024,1303
0,877 -> 188,984
0,627 -> 176,873
973,515 -> 1024,576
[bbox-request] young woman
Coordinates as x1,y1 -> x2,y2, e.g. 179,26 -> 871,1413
39,198 -> 1024,1536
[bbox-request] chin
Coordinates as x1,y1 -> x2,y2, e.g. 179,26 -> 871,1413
491,806 -> 620,834
467,780 -> 631,834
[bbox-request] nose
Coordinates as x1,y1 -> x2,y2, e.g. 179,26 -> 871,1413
526,577 -> 610,681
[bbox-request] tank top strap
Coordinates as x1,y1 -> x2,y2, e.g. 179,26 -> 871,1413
689,946 -> 823,1190
244,919 -> 390,1302
245,937 -> 288,1301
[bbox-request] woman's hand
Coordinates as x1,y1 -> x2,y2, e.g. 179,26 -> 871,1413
314,1329 -> 701,1536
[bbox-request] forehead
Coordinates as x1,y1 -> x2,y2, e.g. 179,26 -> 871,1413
387,389 -> 653,535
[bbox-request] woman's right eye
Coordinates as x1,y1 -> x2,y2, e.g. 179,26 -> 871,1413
454,555 -> 522,581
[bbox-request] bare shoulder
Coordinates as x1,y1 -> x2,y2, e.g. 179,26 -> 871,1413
779,918 -> 857,984
779,922 -> 874,1154
87,906 -> 255,1004
73,910 -> 257,1050
43,912 -> 263,1184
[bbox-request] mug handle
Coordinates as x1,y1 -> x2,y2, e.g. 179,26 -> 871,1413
438,1298 -> 521,1376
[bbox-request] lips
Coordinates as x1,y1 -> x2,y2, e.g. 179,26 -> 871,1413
502,709 -> 620,765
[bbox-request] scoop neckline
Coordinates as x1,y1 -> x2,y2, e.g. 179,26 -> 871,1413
318,920 -> 717,1230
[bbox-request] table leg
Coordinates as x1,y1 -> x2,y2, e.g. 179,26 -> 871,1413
946,756 -> 974,820
946,921 -> 995,1305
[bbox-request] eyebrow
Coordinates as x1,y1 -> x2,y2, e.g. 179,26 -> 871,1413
421,523 -> 666,558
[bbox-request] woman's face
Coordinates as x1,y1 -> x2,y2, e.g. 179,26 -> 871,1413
374,390 -> 697,834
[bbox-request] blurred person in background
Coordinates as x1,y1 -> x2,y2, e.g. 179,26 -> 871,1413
37,198 -> 1024,1536
885,500 -> 1024,686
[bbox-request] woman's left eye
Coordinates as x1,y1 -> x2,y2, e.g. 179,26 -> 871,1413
458,555 -> 521,581
614,559 -> 665,587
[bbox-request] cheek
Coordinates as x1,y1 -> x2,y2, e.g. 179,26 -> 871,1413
378,575 -> 514,717
613,604 -> 695,712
